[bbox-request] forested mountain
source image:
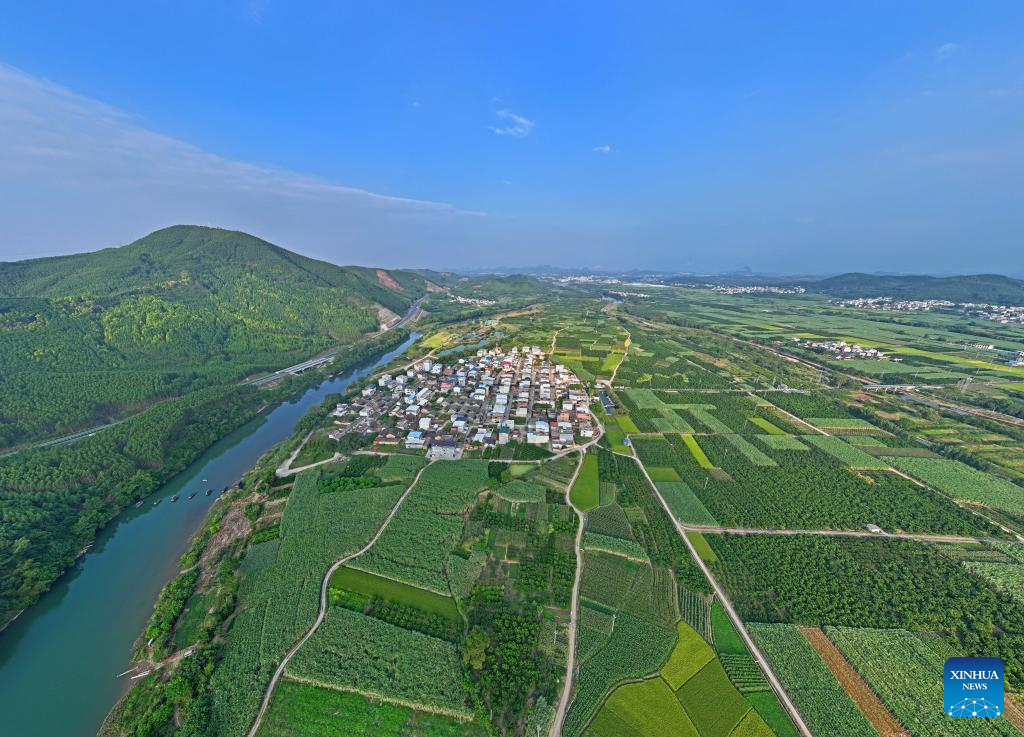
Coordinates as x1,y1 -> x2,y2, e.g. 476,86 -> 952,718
0,225 -> 436,448
805,273 -> 1024,304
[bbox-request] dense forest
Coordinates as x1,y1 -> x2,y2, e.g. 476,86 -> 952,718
0,225 -> 434,447
0,328 -> 413,630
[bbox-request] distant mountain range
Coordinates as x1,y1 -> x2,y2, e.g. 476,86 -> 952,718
803,273 -> 1024,304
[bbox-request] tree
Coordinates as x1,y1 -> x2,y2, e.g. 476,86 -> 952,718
463,626 -> 489,671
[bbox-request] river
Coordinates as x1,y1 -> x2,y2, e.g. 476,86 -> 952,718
0,332 -> 420,737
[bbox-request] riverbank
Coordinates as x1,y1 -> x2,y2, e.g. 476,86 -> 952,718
0,330 -> 420,737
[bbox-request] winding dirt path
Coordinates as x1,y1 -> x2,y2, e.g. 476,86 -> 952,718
549,450 -> 587,737
245,460 -> 435,737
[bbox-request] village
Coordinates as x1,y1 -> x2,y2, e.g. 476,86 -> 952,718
326,344 -> 595,460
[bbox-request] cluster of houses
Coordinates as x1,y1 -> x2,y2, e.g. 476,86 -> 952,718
838,296 -> 1024,326
327,346 -> 594,459
710,285 -> 805,295
794,338 -> 890,361
448,295 -> 497,306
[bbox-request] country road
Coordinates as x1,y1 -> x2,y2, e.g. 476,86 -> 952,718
245,459 -> 436,737
549,450 -> 587,737
550,409 -> 606,737
632,453 -> 816,737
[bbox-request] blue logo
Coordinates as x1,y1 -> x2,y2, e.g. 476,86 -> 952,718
945,657 -> 1003,717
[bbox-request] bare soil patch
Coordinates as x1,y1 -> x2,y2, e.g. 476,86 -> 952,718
800,626 -> 906,737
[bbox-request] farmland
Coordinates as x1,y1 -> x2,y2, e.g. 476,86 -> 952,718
570,451 -> 601,511
707,534 -> 1024,689
829,627 -> 1019,737
258,681 -> 487,737
104,286 -> 1024,737
747,624 -> 882,737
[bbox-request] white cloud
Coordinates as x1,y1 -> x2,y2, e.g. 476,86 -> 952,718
592,144 -> 613,154
0,63 -> 486,262
489,109 -> 535,137
935,42 -> 961,60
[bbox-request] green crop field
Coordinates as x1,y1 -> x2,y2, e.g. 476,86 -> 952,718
208,471 -> 408,737
677,660 -> 757,737
829,627 -> 1019,737
654,481 -> 717,526
748,624 -> 876,737
287,606 -> 471,717
647,466 -> 682,481
583,531 -> 648,561
355,460 -> 490,593
661,621 -> 715,689
800,435 -> 891,469
883,456 -> 1024,515
585,678 -> 697,737
755,434 -> 809,451
681,434 -> 713,468
749,417 -> 785,435
571,452 -> 601,511
707,534 -> 1024,690
258,680 -> 486,737
328,566 -> 461,621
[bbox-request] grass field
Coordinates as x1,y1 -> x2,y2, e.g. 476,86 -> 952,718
681,434 -> 713,468
328,565 -> 461,621
687,532 -> 717,563
661,621 -> 715,689
749,417 -> 786,435
585,678 -> 697,737
258,680 -> 485,737
571,452 -> 601,511
617,415 -> 641,433
647,466 -> 682,482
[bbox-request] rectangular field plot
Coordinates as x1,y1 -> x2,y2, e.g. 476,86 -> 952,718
828,627 -> 1019,737
721,434 -> 777,466
585,678 -> 698,737
800,435 -> 892,470
748,416 -> 785,435
681,434 -> 714,468
647,466 -> 682,482
328,566 -> 461,621
286,607 -> 472,717
354,460 -> 490,593
655,481 -> 717,526
755,434 -> 809,451
747,623 -> 882,737
883,456 -> 1024,515
707,535 -> 1024,690
635,433 -> 993,535
805,417 -> 882,433
258,680 -> 486,737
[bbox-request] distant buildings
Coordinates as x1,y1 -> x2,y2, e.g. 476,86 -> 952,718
794,338 -> 888,361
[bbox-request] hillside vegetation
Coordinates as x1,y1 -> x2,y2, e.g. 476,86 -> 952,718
805,273 -> 1024,304
0,225 -> 431,447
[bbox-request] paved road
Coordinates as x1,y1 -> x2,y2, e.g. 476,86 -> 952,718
686,525 -> 1019,545
245,459 -> 436,737
631,454 -> 816,737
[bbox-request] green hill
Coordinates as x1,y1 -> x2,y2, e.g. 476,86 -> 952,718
0,225 -> 434,447
806,273 -> 1024,304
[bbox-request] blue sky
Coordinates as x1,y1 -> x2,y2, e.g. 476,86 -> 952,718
1,1 -> 1022,273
